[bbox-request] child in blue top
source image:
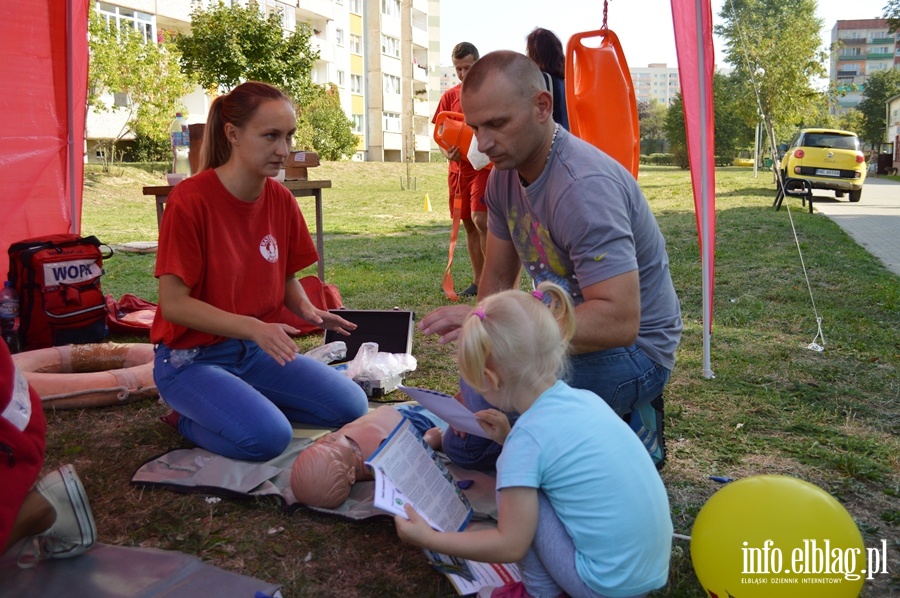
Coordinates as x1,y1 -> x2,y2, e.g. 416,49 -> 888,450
394,282 -> 672,598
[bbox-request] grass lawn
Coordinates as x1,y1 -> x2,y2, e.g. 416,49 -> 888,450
43,161 -> 900,596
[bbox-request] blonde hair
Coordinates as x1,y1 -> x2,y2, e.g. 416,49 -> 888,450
457,282 -> 575,410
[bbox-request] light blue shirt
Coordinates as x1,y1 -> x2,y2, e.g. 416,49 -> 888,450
497,381 -> 672,597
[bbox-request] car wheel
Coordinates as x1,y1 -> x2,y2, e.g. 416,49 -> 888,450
849,189 -> 862,202
834,190 -> 844,198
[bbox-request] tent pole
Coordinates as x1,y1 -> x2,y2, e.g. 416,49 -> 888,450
694,0 -> 714,379
67,0 -> 79,234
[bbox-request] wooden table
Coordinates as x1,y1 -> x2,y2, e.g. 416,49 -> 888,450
142,179 -> 332,280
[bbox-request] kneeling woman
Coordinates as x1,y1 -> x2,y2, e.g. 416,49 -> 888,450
151,81 -> 367,461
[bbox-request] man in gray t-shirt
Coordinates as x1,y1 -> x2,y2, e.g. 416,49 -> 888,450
419,51 -> 682,471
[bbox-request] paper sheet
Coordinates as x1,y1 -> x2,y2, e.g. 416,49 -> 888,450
365,418 -> 473,532
397,385 -> 489,438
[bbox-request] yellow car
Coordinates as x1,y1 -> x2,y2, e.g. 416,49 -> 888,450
778,128 -> 866,202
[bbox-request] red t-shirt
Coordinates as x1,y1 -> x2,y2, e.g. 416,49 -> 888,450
151,169 -> 317,348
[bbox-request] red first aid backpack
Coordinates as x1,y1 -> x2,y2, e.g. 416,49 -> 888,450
7,234 -> 113,350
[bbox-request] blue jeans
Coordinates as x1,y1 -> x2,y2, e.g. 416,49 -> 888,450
154,340 -> 368,461
442,344 -> 670,471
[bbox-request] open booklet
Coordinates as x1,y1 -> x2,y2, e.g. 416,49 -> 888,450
425,549 -> 521,596
364,416 -> 520,596
364,417 -> 473,532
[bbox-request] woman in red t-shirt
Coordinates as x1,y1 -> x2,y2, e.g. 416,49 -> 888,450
151,82 -> 367,461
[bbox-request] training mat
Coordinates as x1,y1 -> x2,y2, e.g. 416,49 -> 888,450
132,427 -> 499,521
0,542 -> 281,598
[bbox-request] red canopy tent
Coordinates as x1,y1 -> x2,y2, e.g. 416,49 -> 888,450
0,0 -> 715,376
0,0 -> 90,262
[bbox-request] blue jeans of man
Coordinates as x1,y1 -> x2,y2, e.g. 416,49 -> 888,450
442,344 -> 670,471
154,340 -> 368,461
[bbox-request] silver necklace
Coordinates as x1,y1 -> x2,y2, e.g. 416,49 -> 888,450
546,123 -> 560,166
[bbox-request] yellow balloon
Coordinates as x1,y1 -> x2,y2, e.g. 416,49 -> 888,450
691,475 -> 865,598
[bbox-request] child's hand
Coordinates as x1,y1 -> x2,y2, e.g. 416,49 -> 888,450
394,503 -> 433,547
475,409 -> 510,445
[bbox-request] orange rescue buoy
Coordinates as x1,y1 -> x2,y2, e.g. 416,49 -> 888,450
12,342 -> 158,409
565,28 -> 640,178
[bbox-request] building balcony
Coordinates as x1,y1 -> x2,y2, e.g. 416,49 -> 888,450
297,0 -> 334,20
839,38 -> 867,45
310,37 -> 334,63
415,133 -> 430,152
413,99 -> 430,117
836,70 -> 860,78
870,37 -> 895,44
866,52 -> 894,60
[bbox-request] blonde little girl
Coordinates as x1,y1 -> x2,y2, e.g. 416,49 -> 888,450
394,282 -> 672,598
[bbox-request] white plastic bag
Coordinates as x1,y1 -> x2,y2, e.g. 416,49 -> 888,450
343,342 -> 417,382
467,135 -> 491,171
304,341 -> 347,364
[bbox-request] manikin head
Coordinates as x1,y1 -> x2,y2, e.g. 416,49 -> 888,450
290,432 -> 364,508
457,281 -> 575,412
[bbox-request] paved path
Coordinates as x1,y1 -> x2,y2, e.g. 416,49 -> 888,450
807,177 -> 900,277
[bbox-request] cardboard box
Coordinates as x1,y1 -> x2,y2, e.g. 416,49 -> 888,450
284,151 -> 319,180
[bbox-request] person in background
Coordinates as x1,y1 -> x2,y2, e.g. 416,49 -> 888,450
151,81 -> 368,462
526,27 -> 569,131
433,42 -> 493,298
419,52 -> 682,472
1,339 -> 97,567
395,283 -> 672,598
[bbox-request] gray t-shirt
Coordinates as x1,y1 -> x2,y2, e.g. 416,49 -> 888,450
486,128 -> 683,370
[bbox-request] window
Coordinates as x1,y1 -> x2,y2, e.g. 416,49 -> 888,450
350,34 -> 362,54
352,114 -> 363,133
381,35 -> 400,58
113,92 -> 131,107
383,111 -> 401,132
337,70 -> 345,86
383,74 -> 401,95
381,0 -> 400,17
351,74 -> 363,94
96,2 -> 154,42
350,0 -> 361,13
335,28 -> 344,46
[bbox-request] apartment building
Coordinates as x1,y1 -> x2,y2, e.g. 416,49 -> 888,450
830,19 -> 898,114
87,0 -> 440,163
630,63 -> 680,106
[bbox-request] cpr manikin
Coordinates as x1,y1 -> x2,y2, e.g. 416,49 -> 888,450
290,405 -> 444,508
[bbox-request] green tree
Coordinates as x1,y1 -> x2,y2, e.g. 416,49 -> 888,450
714,72 -> 755,163
836,108 -> 865,135
715,0 -> 826,140
88,3 -> 192,166
856,68 -> 900,147
638,99 -> 668,154
176,0 -> 319,104
885,0 -> 900,33
302,85 -> 358,160
664,93 -> 689,169
662,76 -> 756,168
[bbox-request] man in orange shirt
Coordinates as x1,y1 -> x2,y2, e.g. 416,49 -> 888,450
432,42 -> 492,297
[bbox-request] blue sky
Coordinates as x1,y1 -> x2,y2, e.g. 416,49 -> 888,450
439,0 -> 890,69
